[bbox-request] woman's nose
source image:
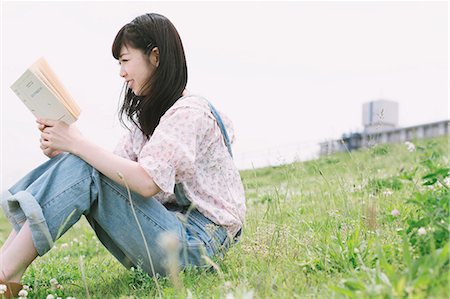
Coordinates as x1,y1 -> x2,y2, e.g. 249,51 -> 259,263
119,67 -> 126,78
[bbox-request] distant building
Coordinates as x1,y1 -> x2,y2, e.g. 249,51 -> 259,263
319,99 -> 449,156
362,99 -> 399,134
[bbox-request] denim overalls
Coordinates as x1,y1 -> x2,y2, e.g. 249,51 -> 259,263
0,101 -> 237,276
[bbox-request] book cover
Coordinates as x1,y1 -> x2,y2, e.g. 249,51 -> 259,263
10,58 -> 80,124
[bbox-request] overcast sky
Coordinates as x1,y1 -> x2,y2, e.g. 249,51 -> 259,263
1,1 -> 448,188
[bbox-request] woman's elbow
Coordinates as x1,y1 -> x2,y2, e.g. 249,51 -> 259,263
139,189 -> 155,198
138,181 -> 161,198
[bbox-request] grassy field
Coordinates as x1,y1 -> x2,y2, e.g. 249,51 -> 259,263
0,135 -> 448,298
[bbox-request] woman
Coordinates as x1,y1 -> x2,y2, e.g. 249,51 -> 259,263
0,13 -> 245,297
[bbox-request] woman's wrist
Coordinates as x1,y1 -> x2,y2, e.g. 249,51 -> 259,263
70,136 -> 89,157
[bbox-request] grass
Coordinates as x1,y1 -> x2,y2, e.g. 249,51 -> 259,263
0,135 -> 448,298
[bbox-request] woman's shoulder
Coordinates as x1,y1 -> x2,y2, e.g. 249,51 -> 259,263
163,94 -> 234,132
171,94 -> 236,142
170,94 -> 231,120
160,94 -> 212,122
171,94 -> 210,113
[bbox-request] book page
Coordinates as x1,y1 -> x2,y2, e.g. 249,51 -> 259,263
30,58 -> 81,118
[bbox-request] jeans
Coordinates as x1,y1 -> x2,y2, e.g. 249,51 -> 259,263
0,153 -> 230,276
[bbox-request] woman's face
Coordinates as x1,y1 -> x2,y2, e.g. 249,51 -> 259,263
118,45 -> 156,96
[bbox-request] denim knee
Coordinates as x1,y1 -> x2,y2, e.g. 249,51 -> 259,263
1,190 -> 55,255
1,153 -> 96,255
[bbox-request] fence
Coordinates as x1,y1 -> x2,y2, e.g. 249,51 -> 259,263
319,119 -> 449,156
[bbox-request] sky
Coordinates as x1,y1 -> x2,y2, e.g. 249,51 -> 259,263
1,1 -> 448,189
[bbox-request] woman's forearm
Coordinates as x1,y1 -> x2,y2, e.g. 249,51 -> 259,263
37,119 -> 159,197
73,138 -> 161,198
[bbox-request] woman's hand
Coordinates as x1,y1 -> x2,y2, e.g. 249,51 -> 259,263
37,119 -> 84,157
38,122 -> 62,158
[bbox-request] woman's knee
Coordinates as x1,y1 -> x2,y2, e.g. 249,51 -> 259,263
55,153 -> 94,177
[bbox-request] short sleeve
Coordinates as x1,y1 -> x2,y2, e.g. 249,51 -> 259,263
113,129 -> 138,161
138,106 -> 210,193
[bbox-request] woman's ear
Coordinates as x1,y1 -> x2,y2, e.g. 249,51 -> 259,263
150,47 -> 160,67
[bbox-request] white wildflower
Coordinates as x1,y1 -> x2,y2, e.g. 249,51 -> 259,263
49,278 -> 58,286
46,295 -> 55,299
444,177 -> 450,187
60,243 -> 69,249
328,210 -> 339,217
22,285 -> 30,291
63,256 -> 70,262
405,141 -> 416,152
18,289 -> 28,298
354,248 -> 360,253
418,227 -> 427,235
243,290 -> 255,299
0,284 -> 7,294
225,292 -> 235,299
391,209 -> 400,217
383,190 -> 393,196
49,277 -> 63,290
223,281 -> 232,289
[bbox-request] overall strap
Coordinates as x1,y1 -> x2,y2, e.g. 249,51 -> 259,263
207,102 -> 233,158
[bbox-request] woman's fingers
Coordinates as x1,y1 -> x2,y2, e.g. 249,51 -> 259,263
37,124 -> 46,132
40,131 -> 51,141
40,142 -> 60,158
48,150 -> 62,158
43,147 -> 53,157
39,134 -> 62,158
36,119 -> 57,127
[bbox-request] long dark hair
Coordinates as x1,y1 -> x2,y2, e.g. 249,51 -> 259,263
112,13 -> 188,137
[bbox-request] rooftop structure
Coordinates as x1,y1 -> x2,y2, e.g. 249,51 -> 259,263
319,99 -> 448,156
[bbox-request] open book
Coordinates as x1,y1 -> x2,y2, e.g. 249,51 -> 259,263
10,57 -> 81,124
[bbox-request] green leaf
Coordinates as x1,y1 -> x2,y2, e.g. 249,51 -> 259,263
343,279 -> 365,291
401,231 -> 412,267
329,285 -> 357,298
